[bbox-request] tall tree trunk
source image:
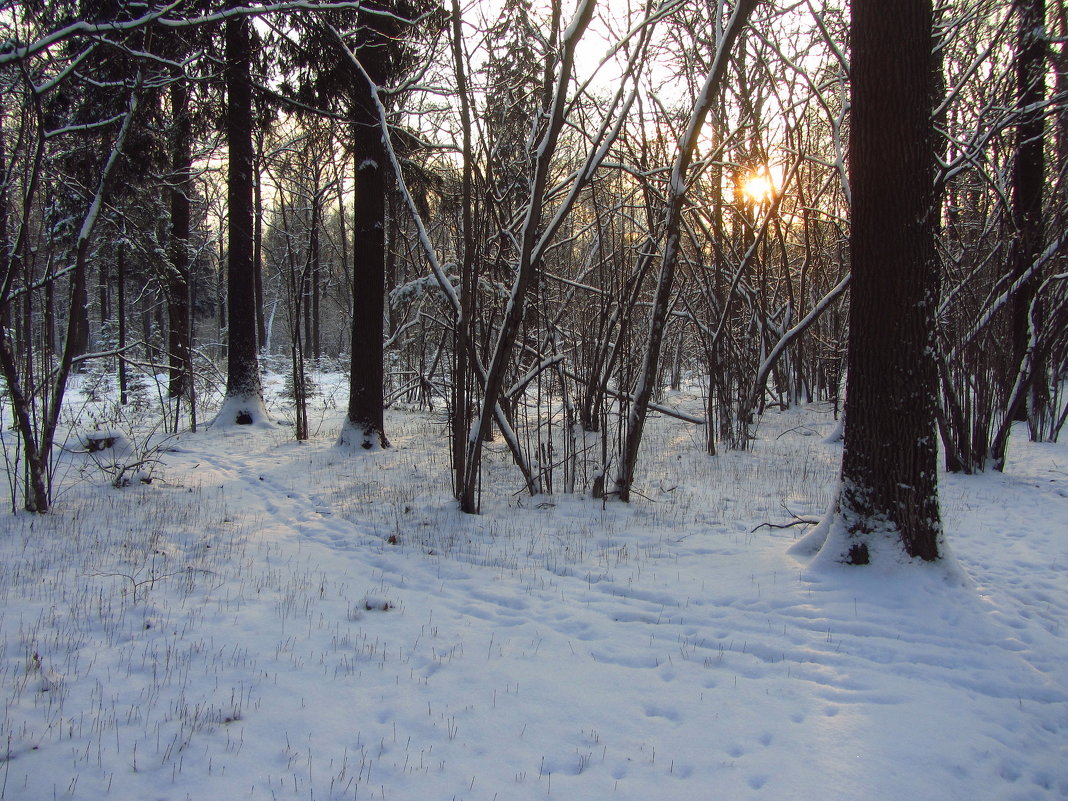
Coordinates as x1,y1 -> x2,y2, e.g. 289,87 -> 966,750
340,103 -> 389,448
459,0 -> 597,511
449,0 -> 475,498
0,121 -> 47,509
13,88 -> 140,511
220,11 -> 267,425
331,3 -> 404,450
254,151 -> 267,350
217,232 -> 226,351
818,0 -> 942,563
117,235 -> 128,405
98,259 -> 109,328
989,0 -> 1049,463
1010,0 -> 1047,433
69,273 -> 91,364
310,197 -> 321,363
168,79 -> 192,400
0,121 -> 10,327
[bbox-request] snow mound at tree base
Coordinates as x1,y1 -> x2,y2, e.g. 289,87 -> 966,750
210,393 -> 275,430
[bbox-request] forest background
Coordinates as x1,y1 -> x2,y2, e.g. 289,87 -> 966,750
0,0 -> 1065,541
1,2 -> 1067,799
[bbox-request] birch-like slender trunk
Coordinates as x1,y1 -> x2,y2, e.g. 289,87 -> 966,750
616,0 -> 757,501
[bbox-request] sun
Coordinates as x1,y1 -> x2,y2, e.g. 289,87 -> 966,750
740,167 -> 777,205
742,174 -> 774,203
743,169 -> 777,205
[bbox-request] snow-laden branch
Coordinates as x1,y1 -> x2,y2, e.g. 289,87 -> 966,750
945,231 -> 1067,363
0,0 -> 405,66
0,76 -> 141,511
616,0 -> 757,500
563,0 -> 684,117
459,0 -> 599,506
531,85 -> 639,266
0,2 -> 182,65
746,272 -> 851,414
505,355 -> 567,400
30,45 -> 97,95
988,266 -> 1068,470
561,370 -> 707,426
45,112 -> 131,140
933,9 -> 1013,119
805,0 -> 849,77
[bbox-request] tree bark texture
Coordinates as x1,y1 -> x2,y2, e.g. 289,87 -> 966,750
224,12 -> 263,412
344,76 -> 389,447
838,0 -> 942,562
1008,0 -> 1047,434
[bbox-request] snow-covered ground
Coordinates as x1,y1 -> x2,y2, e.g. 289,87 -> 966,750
1,373 -> 1065,801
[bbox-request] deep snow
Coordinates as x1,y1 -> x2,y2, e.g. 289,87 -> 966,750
0,373 -> 1065,801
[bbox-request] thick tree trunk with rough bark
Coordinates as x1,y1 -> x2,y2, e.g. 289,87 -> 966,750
331,1 -> 404,450
833,0 -> 942,562
220,11 -> 268,426
340,106 -> 389,448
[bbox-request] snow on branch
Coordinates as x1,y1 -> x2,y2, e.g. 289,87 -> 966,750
0,1 -> 402,67
946,231 -> 1067,363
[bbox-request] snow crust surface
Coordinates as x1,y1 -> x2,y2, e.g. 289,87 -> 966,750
1,375 -> 1065,801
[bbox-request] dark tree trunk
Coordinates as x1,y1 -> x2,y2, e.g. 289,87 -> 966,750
222,12 -> 264,421
254,153 -> 267,351
310,198 -> 321,362
1009,0 -> 1047,430
44,281 -> 55,357
835,0 -> 942,562
449,0 -> 475,499
989,0 -> 1049,463
117,236 -> 128,405
343,104 -> 389,447
98,259 -> 109,328
338,2 -> 401,450
0,122 -> 9,321
302,250 -> 312,360
69,273 -> 91,364
168,79 -> 193,399
217,234 -> 226,348
141,294 -> 154,360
